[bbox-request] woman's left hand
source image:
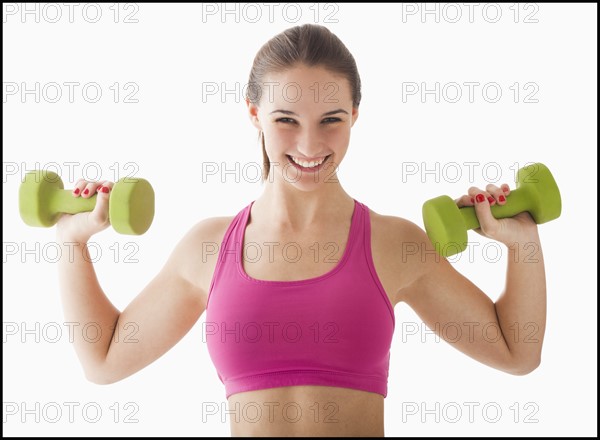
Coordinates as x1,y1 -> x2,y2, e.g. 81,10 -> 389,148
454,183 -> 539,246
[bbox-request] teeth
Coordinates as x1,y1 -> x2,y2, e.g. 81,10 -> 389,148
290,155 -> 327,168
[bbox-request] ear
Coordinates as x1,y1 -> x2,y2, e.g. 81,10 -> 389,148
350,107 -> 359,127
246,98 -> 262,131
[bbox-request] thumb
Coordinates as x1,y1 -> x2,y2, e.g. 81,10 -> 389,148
473,193 -> 500,238
89,185 -> 111,229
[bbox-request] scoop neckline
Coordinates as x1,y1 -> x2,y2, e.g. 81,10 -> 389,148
237,199 -> 359,285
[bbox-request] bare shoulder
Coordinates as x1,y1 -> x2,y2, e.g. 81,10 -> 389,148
171,215 -> 236,301
367,207 -> 437,306
190,215 -> 237,240
368,207 -> 427,241
174,216 -> 236,257
368,207 -> 431,259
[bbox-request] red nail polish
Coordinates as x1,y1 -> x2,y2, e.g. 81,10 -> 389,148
470,197 -> 474,203
96,186 -> 102,192
487,196 -> 494,204
499,195 -> 506,202
73,188 -> 80,195
476,194 -> 485,203
83,188 -> 89,195
101,186 -> 109,193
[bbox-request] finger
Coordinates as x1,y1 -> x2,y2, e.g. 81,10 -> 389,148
468,186 -> 496,206
72,178 -> 88,197
80,181 -> 103,198
95,180 -> 111,193
100,181 -> 114,192
500,183 -> 511,196
485,184 -> 507,205
473,190 -> 500,237
454,194 -> 475,208
96,181 -> 114,196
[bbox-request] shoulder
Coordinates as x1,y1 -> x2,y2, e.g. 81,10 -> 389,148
185,215 -> 238,259
188,215 -> 237,241
367,207 -> 441,304
367,207 -> 429,246
170,215 -> 237,292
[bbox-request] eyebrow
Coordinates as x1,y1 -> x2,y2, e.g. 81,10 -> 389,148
269,109 -> 349,117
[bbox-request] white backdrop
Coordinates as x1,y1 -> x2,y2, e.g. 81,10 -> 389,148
3,3 -> 597,437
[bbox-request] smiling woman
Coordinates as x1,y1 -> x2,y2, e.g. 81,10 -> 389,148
54,23 -> 548,438
246,62 -> 358,191
245,24 -> 361,183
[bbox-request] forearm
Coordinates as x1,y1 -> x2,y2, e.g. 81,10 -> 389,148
56,231 -> 121,377
495,227 -> 546,372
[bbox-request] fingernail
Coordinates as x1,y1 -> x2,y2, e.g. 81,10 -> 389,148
470,197 -> 474,203
96,186 -> 103,193
499,195 -> 506,202
487,196 -> 495,204
503,185 -> 509,193
101,186 -> 109,193
83,188 -> 89,195
476,194 -> 485,203
73,188 -> 80,195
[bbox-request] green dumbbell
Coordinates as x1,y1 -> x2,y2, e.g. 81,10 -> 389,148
19,170 -> 155,235
422,163 -> 561,257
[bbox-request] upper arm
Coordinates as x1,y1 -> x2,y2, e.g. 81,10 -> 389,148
97,217 -> 228,383
388,217 -> 515,373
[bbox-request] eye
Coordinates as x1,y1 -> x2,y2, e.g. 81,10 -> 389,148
275,117 -> 341,124
276,118 -> 297,124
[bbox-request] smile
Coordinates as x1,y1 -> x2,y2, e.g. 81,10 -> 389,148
286,154 -> 332,172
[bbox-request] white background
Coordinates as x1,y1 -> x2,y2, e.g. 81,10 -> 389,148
3,2 -> 597,437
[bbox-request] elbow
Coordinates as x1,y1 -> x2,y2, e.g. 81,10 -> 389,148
505,357 -> 541,376
84,365 -> 121,385
85,371 -> 114,385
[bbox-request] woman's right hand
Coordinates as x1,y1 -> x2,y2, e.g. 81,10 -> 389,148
56,178 -> 114,242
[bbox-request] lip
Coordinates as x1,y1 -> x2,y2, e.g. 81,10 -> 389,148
286,154 -> 332,173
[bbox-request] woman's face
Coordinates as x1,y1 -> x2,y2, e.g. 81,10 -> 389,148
247,64 -> 359,188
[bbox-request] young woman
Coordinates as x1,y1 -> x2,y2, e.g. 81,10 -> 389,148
56,24 -> 546,437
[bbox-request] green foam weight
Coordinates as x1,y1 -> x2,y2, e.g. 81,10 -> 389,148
422,163 -> 561,257
19,170 -> 155,235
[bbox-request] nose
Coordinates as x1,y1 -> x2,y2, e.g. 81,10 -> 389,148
295,126 -> 327,159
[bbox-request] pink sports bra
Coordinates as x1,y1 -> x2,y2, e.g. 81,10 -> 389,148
205,199 -> 395,399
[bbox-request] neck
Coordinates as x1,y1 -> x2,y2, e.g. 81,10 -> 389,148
253,178 -> 354,232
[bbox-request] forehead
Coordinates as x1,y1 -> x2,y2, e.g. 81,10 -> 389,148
259,64 -> 352,108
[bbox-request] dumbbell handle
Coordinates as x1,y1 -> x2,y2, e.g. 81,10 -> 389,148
460,187 -> 532,230
49,189 -> 98,215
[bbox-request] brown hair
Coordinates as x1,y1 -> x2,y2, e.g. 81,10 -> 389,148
246,24 -> 362,182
